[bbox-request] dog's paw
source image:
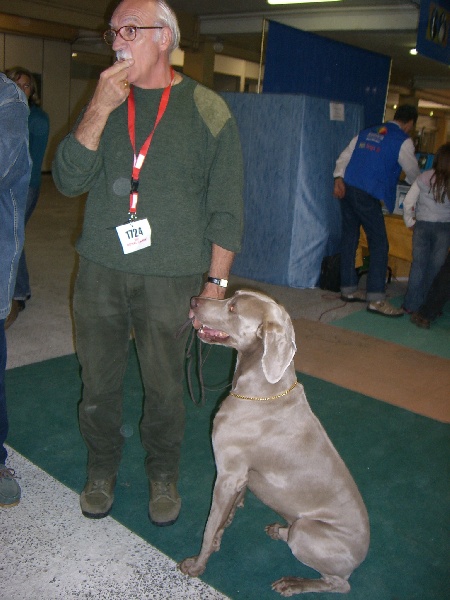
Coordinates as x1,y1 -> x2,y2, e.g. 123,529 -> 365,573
265,522 -> 284,540
272,576 -> 351,595
178,556 -> 206,577
272,577 -> 302,596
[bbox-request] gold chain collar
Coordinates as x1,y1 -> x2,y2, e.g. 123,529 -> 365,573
229,380 -> 298,402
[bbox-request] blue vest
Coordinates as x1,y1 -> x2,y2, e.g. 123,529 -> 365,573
344,122 -> 408,212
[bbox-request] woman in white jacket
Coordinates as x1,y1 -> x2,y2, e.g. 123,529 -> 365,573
402,143 -> 450,313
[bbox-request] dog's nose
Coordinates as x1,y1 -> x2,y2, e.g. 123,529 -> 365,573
190,296 -> 198,309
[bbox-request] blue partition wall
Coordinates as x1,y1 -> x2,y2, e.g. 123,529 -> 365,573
224,93 -> 363,288
264,21 -> 391,129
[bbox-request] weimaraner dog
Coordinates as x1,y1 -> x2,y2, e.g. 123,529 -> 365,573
179,290 -> 370,595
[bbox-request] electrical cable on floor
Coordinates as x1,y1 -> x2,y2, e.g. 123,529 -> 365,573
318,293 -> 348,321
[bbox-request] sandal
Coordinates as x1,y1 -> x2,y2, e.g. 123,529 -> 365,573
367,300 -> 404,317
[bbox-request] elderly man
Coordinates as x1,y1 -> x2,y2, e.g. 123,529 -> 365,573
53,0 -> 243,526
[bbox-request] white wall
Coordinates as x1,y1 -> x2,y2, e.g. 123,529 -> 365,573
1,34 -> 71,171
4,34 -> 44,74
214,54 -> 261,92
42,40 -> 72,171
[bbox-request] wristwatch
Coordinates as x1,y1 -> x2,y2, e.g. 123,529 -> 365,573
207,276 -> 228,288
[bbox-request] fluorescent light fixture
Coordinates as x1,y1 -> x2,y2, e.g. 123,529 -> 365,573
268,1 -> 342,4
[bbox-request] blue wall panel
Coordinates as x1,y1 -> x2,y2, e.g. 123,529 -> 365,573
224,93 -> 363,288
263,21 -> 391,129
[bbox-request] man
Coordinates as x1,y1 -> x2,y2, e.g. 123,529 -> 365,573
0,73 -> 31,507
52,0 -> 243,526
333,105 -> 420,317
5,67 -> 50,328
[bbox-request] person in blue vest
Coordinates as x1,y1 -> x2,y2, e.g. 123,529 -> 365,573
333,105 -> 420,317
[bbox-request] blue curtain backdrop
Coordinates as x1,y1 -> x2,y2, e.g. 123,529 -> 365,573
225,93 -> 363,288
263,21 -> 391,129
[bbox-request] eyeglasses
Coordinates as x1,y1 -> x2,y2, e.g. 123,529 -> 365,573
103,25 -> 164,45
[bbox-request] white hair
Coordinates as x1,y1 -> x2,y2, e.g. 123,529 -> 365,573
154,0 -> 180,53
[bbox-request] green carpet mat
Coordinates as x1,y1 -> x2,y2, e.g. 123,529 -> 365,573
6,344 -> 450,599
332,296 -> 450,360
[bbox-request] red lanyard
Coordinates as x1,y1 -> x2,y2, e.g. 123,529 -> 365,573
127,68 -> 174,219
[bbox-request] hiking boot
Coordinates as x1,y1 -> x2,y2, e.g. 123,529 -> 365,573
367,300 -> 404,317
410,312 -> 430,329
341,289 -> 367,303
80,476 -> 116,519
0,464 -> 21,508
149,480 -> 181,527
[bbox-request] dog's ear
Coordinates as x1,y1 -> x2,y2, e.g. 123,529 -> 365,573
259,317 -> 296,384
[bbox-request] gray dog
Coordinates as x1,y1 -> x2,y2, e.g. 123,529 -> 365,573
179,290 -> 370,595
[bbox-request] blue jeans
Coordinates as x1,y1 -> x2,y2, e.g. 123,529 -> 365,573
0,320 -> 8,464
403,221 -> 450,312
340,184 -> 389,301
14,186 -> 40,301
418,251 -> 450,320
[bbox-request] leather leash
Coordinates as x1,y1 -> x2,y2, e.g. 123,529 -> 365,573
175,318 -> 231,406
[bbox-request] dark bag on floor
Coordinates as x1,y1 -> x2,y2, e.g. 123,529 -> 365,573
319,254 -> 341,292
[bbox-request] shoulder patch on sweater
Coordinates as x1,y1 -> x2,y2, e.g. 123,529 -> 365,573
194,85 -> 231,138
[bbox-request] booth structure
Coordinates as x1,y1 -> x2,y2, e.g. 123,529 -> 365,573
357,215 -> 413,279
225,92 -> 363,288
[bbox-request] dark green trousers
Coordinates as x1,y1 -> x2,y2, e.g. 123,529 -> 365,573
73,257 -> 202,482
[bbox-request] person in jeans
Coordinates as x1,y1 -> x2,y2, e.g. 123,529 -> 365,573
4,67 -> 49,328
402,143 -> 450,313
333,105 -> 420,317
410,251 -> 450,329
0,73 -> 31,507
53,0 -> 243,526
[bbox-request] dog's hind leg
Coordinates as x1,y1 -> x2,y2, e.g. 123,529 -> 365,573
268,518 -> 357,595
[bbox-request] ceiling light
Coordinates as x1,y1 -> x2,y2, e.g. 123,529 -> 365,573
410,48 -> 418,55
267,1 -> 342,4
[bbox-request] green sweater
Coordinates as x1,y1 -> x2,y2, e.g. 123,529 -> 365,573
53,76 -> 244,277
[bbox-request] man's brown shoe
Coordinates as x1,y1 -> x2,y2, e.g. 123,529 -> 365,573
80,476 -> 116,519
149,480 -> 181,527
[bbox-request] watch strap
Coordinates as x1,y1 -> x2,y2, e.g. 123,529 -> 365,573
207,276 -> 228,288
